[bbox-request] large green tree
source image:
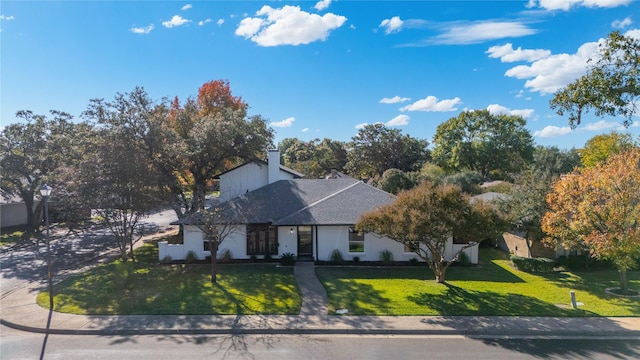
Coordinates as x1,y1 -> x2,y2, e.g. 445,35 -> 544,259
578,131 -> 636,168
79,88 -> 163,262
550,31 -> 640,128
357,182 -> 506,283
279,137 -> 347,179
432,109 -> 534,179
149,80 -> 274,221
346,124 -> 429,179
0,110 -> 86,234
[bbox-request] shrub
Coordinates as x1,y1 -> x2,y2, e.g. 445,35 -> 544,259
379,249 -> 393,265
264,253 -> 273,262
510,255 -> 555,273
409,257 -> 419,265
161,255 -> 172,263
352,256 -> 360,263
457,251 -> 471,266
330,249 -> 344,264
250,255 -> 257,262
185,251 -> 198,263
280,252 -> 296,266
218,249 -> 233,263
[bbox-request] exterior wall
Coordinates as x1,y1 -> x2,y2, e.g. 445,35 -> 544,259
158,224 -> 248,261
218,162 -> 296,202
0,202 -> 29,228
218,163 -> 269,202
159,224 -> 478,264
277,226 -> 298,256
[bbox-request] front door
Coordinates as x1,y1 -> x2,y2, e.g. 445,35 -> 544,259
297,226 -> 313,257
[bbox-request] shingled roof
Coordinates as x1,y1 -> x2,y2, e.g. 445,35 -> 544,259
180,179 -> 395,226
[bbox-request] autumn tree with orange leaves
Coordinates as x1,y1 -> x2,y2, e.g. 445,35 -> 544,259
542,149 -> 640,294
149,80 -> 273,221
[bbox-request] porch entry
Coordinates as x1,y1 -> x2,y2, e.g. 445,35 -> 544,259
297,226 -> 313,258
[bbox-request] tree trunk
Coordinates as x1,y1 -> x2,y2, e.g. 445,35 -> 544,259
619,270 -> 628,295
210,241 -> 218,284
432,260 -> 447,283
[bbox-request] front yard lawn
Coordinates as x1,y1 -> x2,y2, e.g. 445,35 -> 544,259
38,242 -> 301,315
316,249 -> 640,317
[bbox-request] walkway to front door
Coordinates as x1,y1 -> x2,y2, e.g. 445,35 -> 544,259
293,261 -> 328,317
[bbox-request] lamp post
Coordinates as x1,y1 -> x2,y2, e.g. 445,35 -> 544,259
40,184 -> 53,310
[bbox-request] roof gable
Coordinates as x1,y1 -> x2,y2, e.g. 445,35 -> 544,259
214,160 -> 304,179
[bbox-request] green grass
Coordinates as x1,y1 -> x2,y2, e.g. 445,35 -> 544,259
316,248 -> 640,317
38,243 -> 301,315
0,226 -> 27,245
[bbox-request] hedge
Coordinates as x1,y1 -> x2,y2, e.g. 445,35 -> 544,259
510,255 -> 555,273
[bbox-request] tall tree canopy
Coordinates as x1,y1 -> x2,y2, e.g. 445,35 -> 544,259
432,109 -> 534,179
550,31 -> 640,128
542,149 -> 640,294
79,87 -> 163,261
0,110 -> 86,234
578,131 -> 636,168
150,80 -> 273,220
345,124 -> 429,179
357,182 -> 505,283
279,137 -> 347,179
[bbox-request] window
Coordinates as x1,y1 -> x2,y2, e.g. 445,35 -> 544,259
348,227 -> 364,253
247,224 -> 278,255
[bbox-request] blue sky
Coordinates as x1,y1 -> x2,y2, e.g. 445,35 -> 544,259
1,0 -> 639,150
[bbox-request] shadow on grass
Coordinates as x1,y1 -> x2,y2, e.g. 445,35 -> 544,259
408,283 -> 585,316
322,278 -> 392,315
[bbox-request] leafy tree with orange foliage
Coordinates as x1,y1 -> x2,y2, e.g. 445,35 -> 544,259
356,182 -> 506,283
149,80 -> 273,221
542,149 -> 640,294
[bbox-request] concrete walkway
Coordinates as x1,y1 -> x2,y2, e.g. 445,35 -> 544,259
1,261 -> 640,337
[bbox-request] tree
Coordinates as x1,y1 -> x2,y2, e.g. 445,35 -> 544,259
279,137 -> 347,178
550,31 -> 640,128
542,149 -> 640,294
578,131 -> 636,168
346,124 -> 429,178
356,182 -> 505,283
149,80 -> 273,221
377,168 -> 415,195
0,110 -> 82,235
432,110 -> 534,179
499,146 -> 581,253
80,88 -> 163,262
191,208 -> 240,283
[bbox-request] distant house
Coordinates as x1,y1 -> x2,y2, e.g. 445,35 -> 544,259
0,194 -> 31,228
160,149 -> 480,263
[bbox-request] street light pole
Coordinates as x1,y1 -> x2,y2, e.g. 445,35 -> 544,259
40,184 -> 53,310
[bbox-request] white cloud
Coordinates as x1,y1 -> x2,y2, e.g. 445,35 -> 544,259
532,0 -> 632,11
487,104 -> 535,119
486,43 -> 551,62
386,115 -> 410,126
583,120 -> 619,131
0,14 -> 15,20
533,125 -> 573,137
182,4 -> 192,11
380,96 -> 411,104
163,15 -> 192,28
612,17 -> 633,28
400,96 -> 461,112
434,21 -> 537,45
301,128 -> 310,132
270,117 -> 295,128
198,18 -> 213,26
235,5 -> 346,46
502,39 -> 600,94
355,122 -> 368,129
217,19 -> 225,26
380,16 -> 404,34
130,24 -> 154,34
314,0 -> 332,11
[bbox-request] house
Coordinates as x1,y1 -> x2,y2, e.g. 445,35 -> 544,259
159,149 -> 480,263
0,194 -> 31,228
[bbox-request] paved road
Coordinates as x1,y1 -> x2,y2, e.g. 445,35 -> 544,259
2,325 -> 639,360
0,209 -> 178,300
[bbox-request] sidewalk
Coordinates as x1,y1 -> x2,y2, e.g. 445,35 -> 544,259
2,262 -> 640,337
